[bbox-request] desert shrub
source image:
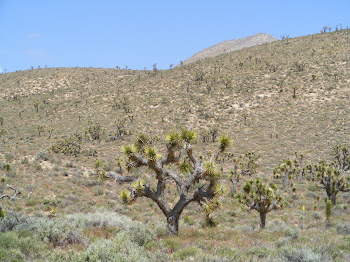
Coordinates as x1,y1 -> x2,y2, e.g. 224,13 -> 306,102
31,161 -> 43,171
247,247 -> 271,259
312,211 -> 322,220
0,231 -> 45,261
213,246 -> 240,259
35,150 -> 51,161
4,152 -> 14,162
283,225 -> 300,239
183,215 -> 195,225
336,222 -> 350,235
20,157 -> 29,164
267,219 -> 287,232
278,246 -> 322,262
173,246 -> 201,260
52,232 -> 152,262
0,211 -> 34,233
129,221 -> 155,246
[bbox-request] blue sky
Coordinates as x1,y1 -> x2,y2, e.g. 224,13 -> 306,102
1,0 -> 349,72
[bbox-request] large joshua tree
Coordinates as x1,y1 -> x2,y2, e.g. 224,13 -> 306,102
120,129 -> 231,235
236,178 -> 285,228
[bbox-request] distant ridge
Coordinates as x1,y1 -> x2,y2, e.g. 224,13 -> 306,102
181,33 -> 278,65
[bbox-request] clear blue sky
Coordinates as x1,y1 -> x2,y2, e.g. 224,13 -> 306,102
1,0 -> 349,72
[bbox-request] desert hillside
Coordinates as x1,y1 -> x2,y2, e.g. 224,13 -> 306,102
0,29 -> 350,261
181,33 -> 278,65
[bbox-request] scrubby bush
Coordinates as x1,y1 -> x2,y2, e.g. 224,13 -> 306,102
4,152 -> 14,162
336,222 -> 350,235
0,211 -> 34,233
283,225 -> 300,239
173,246 -> 201,260
0,231 -> 45,261
35,150 -> 51,161
278,246 -> 323,261
52,232 -> 152,262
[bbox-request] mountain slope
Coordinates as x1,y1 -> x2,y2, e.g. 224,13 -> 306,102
182,33 -> 278,65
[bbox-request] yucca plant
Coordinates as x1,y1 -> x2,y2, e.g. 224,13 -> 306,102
236,178 -> 286,228
144,146 -> 160,161
119,190 -> 131,204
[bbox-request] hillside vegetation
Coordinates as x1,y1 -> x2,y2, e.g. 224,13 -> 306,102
0,29 -> 350,261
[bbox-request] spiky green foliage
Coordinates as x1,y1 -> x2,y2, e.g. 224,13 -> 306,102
179,161 -> 191,174
236,177 -> 285,228
132,178 -> 146,192
0,209 -> 5,218
181,129 -> 197,144
134,133 -> 149,152
218,134 -> 231,152
122,145 -> 136,159
203,160 -> 221,182
165,131 -> 181,147
119,190 -> 131,204
144,146 -> 160,161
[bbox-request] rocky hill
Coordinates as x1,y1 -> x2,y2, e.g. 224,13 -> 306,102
181,33 -> 278,65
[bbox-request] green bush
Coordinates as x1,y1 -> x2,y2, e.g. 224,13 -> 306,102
0,231 -> 45,261
283,225 -> 300,239
35,150 -> 51,161
278,246 -> 322,261
52,232 -> 152,262
173,246 -> 201,260
336,222 -> 350,235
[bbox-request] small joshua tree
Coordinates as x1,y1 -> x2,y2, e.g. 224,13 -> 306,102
236,178 -> 285,228
331,144 -> 350,172
315,162 -> 350,205
121,129 -> 231,235
274,159 -> 296,191
0,117 -> 3,126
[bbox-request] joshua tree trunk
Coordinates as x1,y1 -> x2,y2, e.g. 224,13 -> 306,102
167,213 -> 180,235
330,191 -> 337,206
259,212 -> 267,229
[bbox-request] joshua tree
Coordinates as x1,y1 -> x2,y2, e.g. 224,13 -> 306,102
120,129 -> 231,235
95,159 -> 106,181
236,178 -> 285,228
0,117 -> 3,126
292,86 -> 298,98
228,152 -> 258,194
331,144 -> 350,172
274,159 -> 296,191
37,125 -> 44,136
314,162 -> 350,205
34,102 -> 39,112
